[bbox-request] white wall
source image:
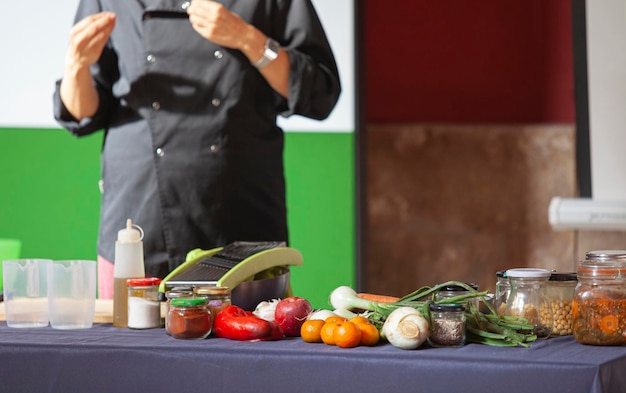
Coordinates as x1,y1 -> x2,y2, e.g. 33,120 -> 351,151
0,0 -> 354,132
586,0 -> 626,199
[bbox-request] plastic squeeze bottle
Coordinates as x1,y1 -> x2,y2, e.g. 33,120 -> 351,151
113,219 -> 145,328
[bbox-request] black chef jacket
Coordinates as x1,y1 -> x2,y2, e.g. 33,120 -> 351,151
53,0 -> 341,278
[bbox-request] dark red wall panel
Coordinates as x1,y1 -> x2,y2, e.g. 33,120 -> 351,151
365,0 -> 575,123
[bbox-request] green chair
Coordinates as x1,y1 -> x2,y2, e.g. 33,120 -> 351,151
0,238 -> 22,292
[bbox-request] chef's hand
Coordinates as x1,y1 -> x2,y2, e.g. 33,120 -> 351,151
186,0 -> 289,98
60,12 -> 115,121
186,0 -> 250,50
65,12 -> 116,69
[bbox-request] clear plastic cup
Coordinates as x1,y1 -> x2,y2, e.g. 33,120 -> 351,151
47,260 -> 96,329
3,259 -> 51,328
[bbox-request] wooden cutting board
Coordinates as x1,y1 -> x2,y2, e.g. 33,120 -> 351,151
0,299 -> 114,324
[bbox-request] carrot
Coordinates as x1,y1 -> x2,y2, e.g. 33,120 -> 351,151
599,315 -> 619,334
357,293 -> 400,304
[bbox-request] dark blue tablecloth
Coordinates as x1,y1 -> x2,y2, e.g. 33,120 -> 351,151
0,322 -> 624,393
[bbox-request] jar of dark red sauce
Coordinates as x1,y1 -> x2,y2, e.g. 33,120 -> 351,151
167,297 -> 212,339
573,250 -> 626,345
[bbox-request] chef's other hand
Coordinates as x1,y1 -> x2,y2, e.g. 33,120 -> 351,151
65,12 -> 116,68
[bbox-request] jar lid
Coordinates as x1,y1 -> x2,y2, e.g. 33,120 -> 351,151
165,290 -> 194,299
585,250 -> 626,261
170,297 -> 207,307
549,272 -> 577,281
429,303 -> 466,312
126,277 -> 162,287
506,268 -> 551,278
496,270 -> 508,278
577,260 -> 625,278
193,286 -> 231,295
170,286 -> 193,292
440,283 -> 478,292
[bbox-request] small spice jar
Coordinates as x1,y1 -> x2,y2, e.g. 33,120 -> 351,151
505,268 -> 552,338
428,303 -> 466,347
495,270 -> 510,316
168,297 -> 212,340
573,250 -> 626,346
164,287 -> 194,335
435,283 -> 479,311
546,272 -> 577,336
193,286 -> 232,325
126,277 -> 162,329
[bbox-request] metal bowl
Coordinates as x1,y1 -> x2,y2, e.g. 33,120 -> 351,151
231,266 -> 290,311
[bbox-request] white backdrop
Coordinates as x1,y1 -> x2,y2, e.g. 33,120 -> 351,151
586,0 -> 626,199
0,0 -> 354,132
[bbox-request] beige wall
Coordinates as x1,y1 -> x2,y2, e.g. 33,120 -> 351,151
364,124 -> 626,296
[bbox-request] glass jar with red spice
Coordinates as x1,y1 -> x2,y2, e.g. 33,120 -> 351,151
167,297 -> 212,340
573,250 -> 626,345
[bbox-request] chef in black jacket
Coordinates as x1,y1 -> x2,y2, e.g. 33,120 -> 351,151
53,0 -> 341,298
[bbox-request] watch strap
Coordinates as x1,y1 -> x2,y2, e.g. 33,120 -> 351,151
253,38 -> 280,69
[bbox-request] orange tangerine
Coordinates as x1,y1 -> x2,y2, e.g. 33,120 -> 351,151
357,321 -> 380,346
321,320 -> 339,345
300,319 -> 325,343
349,315 -> 371,326
325,315 -> 347,324
333,320 -> 362,348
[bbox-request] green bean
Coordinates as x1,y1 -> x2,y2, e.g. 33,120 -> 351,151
467,326 -> 508,340
466,331 -> 528,347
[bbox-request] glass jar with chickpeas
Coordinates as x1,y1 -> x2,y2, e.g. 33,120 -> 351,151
545,272 -> 577,336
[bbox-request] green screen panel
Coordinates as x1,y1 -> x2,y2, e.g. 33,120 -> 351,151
0,128 -> 101,261
0,128 -> 355,309
284,132 -> 355,309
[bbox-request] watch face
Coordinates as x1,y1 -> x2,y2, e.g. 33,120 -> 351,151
266,38 -> 280,59
254,38 -> 280,69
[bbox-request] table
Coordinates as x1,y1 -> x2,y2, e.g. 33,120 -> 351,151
0,322 -> 624,393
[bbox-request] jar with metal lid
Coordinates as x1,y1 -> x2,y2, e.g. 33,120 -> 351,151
168,297 -> 212,339
546,272 -> 577,336
573,250 -> 626,345
428,303 -> 466,347
164,287 -> 194,335
193,286 -> 231,327
504,268 -> 552,338
495,270 -> 510,316
435,283 -> 479,311
126,277 -> 162,329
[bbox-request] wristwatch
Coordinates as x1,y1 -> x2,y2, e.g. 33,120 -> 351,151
253,38 -> 280,69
